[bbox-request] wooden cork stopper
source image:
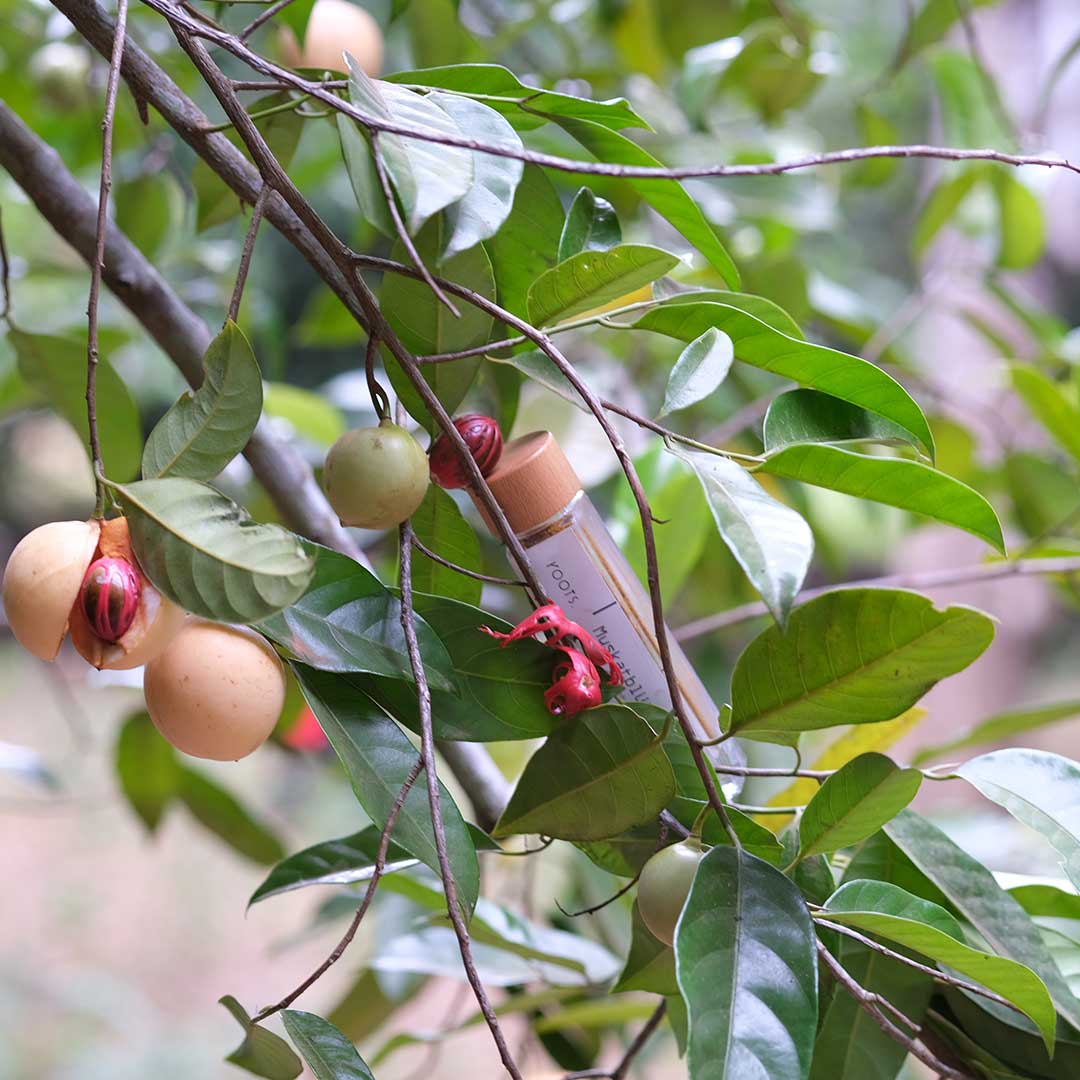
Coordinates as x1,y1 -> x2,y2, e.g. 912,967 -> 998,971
472,431 -> 582,535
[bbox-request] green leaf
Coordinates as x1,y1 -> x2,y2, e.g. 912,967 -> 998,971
558,187 -> 622,261
115,171 -> 184,259
575,824 -> 663,878
293,664 -> 480,917
699,803 -> 786,865
884,809 -> 1080,1030
1011,363 -> 1080,462
429,92 -> 523,258
281,1011 -> 375,1080
336,113 -> 394,237
142,321 -> 263,481
896,0 -> 999,67
728,590 -> 996,745
634,302 -> 934,456
757,444 -> 1005,552
613,901 -> 678,995
675,847 -> 818,1080
993,172 -> 1045,269
386,64 -> 649,132
493,704 -> 676,840
823,879 -> 1057,1051
409,486 -> 483,605
484,164 -> 564,319
912,699 -> 1080,764
912,168 -> 980,255
382,217 -> 494,429
526,243 -> 679,328
1011,883 -> 1080,922
648,289 -> 806,339
262,382 -> 345,448
957,749 -> 1080,893
763,388 -> 922,453
111,477 -> 315,624
798,753 -> 922,859
115,711 -> 180,832
249,826 -> 419,905
178,768 -> 284,865
554,116 -> 740,288
668,445 -> 813,625
257,544 -> 455,692
347,62 -> 472,233
658,328 -> 734,418
220,996 -> 302,1080
489,349 -> 583,409
11,328 -> 141,482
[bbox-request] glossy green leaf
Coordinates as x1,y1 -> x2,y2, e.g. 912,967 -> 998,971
798,753 -> 922,859
493,704 -> 676,840
110,477 -> 315,624
554,116 -> 740,288
386,64 -> 648,132
249,827 -> 418,905
364,593 -> 556,741
669,445 -> 813,625
11,328 -> 141,482
527,243 -> 680,328
728,590 -> 996,745
884,810 -> 1080,1030
699,803 -> 786,865
293,664 -> 480,917
957,749 -> 1080,892
428,91 -> 523,258
912,168 -> 980,255
824,879 -> 1056,1051
757,444 -> 1005,552
489,348 -> 583,409
336,113 -> 394,237
763,388 -> 921,453
257,544 -> 455,691
1011,363 -> 1080,462
658,327 -> 734,417
281,1011 -> 375,1080
993,172 -> 1045,269
613,901 -> 678,995
675,846 -> 818,1080
220,996 -> 302,1080
647,289 -> 805,338
115,711 -> 179,832
178,768 -> 284,865
409,486 -> 483,605
634,302 -> 934,455
262,382 -> 345,448
559,187 -> 621,261
1011,883 -> 1080,922
896,0 -> 999,68
142,321 -> 262,481
347,61 -> 472,233
575,824 -> 663,878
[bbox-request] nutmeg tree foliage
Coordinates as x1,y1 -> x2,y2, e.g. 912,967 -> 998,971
8,0 -> 1080,1077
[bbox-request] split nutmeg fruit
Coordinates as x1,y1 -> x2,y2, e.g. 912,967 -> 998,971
2,517 -> 185,669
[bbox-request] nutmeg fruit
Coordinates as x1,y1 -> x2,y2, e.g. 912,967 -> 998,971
279,0 -> 383,76
144,619 -> 286,761
636,839 -> 705,946
429,414 -> 504,490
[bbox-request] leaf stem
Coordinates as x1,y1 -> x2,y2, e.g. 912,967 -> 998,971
238,0 -> 298,40
226,184 -> 270,324
411,533 -> 529,588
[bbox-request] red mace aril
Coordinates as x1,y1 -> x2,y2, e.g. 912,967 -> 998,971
429,413 -> 503,490
544,646 -> 602,718
80,557 -> 140,643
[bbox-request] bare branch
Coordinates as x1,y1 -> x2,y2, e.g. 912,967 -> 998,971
411,533 -> 529,589
226,184 -> 270,324
675,555 -> 1080,641
86,0 -> 129,517
239,0 -> 298,41
564,1000 -> 668,1080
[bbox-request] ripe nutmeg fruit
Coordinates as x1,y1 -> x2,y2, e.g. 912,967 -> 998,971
279,0 -> 383,76
1,517 -> 184,667
429,414 -> 503,490
323,420 -> 429,529
144,619 -> 286,761
636,839 -> 705,946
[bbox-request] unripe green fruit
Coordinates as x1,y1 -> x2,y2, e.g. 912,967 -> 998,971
636,839 -> 705,946
323,421 -> 429,529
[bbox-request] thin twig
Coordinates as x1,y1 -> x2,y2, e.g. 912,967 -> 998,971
252,756 -> 424,1022
370,132 -> 460,317
226,184 -> 270,323
0,207 -> 10,322
412,534 -> 529,589
564,1000 -> 668,1080
363,332 -> 390,421
86,0 -> 130,518
817,941 -> 974,1080
239,0 -> 297,40
709,763 -> 831,779
815,919 -> 1021,1015
675,555 -> 1080,641
556,872 -> 641,919
399,524 -> 524,1080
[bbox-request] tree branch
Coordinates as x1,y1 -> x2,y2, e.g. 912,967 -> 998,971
674,555 -> 1080,640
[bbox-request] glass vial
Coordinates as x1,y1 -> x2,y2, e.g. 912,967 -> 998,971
474,431 -> 745,780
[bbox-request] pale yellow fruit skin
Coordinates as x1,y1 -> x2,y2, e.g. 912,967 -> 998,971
280,0 -> 383,75
637,839 -> 704,946
1,520 -> 99,660
144,620 -> 286,762
97,587 -> 187,671
324,423 -> 430,530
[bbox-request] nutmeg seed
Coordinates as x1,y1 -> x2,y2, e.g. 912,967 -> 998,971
429,414 -> 504,490
80,557 -> 141,643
